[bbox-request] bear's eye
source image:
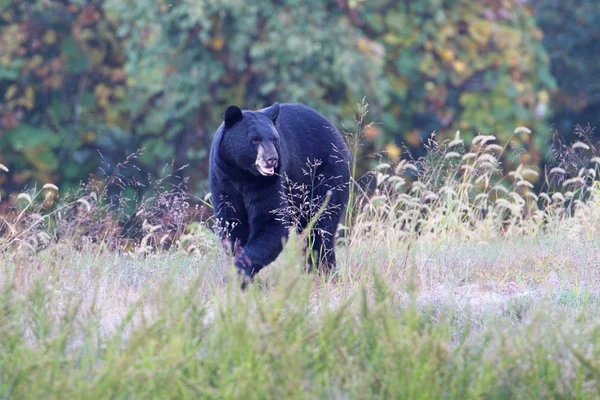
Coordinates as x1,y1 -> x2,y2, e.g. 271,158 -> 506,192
251,138 -> 260,145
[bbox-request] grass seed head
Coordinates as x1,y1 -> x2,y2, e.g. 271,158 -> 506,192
572,141 -> 590,151
514,126 -> 532,134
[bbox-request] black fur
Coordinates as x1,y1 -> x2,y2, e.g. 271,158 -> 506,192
209,102 -> 350,280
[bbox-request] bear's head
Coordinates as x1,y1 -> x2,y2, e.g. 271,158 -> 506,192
220,102 -> 281,177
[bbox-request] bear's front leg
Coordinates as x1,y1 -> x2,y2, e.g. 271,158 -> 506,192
234,222 -> 289,282
213,191 -> 249,242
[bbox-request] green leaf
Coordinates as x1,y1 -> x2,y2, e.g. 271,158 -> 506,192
48,100 -> 72,125
61,37 -> 88,74
63,161 -> 84,179
23,145 -> 58,173
6,125 -> 62,150
0,66 -> 20,80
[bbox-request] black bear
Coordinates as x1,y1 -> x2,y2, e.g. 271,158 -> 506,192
209,102 -> 350,281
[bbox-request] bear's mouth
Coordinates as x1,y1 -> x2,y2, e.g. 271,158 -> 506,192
255,143 -> 278,176
256,163 -> 275,176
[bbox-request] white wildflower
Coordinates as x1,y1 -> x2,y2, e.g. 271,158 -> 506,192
508,192 -> 525,205
485,144 -> 503,152
472,135 -> 496,145
475,193 -> 489,202
516,180 -> 534,189
495,199 -> 513,209
492,185 -> 509,194
552,192 -> 565,202
525,192 -> 538,201
476,153 -> 497,164
17,193 -> 32,204
508,171 -> 523,181
478,161 -> 496,170
76,198 -> 92,212
423,192 -> 437,202
444,151 -> 461,159
521,168 -> 539,178
462,152 -> 477,161
448,131 -> 463,148
514,127 -> 532,134
42,183 -> 59,192
562,177 -> 584,187
572,142 -> 590,151
539,193 -> 551,203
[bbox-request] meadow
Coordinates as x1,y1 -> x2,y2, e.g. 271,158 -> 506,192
2,111 -> 600,399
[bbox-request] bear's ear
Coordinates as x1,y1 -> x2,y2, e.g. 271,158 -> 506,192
262,102 -> 280,122
224,105 -> 243,129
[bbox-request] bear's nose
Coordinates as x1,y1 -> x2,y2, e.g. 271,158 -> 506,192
265,157 -> 278,168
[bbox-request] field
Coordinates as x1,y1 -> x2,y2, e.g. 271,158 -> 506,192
2,120 -> 600,399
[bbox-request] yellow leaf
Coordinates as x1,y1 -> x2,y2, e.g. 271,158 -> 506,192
382,33 -> 404,46
29,54 -> 44,69
385,143 -> 401,160
357,37 -> 385,58
94,83 -> 112,107
83,132 -> 96,143
211,35 -> 225,51
24,86 -> 35,110
84,45 -> 107,68
113,86 -> 126,99
494,27 -> 520,49
105,108 -> 122,127
453,60 -> 467,74
22,145 -> 57,172
515,82 -> 525,93
419,53 -> 440,77
405,130 -> 422,147
5,84 -> 17,100
42,30 -> 57,45
438,48 -> 454,62
469,20 -> 492,45
363,125 -> 382,140
505,49 -> 520,67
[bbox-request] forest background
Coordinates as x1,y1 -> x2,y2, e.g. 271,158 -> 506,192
0,0 -> 598,208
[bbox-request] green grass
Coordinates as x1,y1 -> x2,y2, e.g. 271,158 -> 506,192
2,229 -> 600,399
3,116 -> 600,398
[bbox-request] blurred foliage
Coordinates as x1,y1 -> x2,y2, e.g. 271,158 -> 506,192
0,0 -> 564,202
536,0 -> 600,138
352,0 -> 555,167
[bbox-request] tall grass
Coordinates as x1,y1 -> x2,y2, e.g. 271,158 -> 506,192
2,243 -> 600,399
2,110 -> 600,398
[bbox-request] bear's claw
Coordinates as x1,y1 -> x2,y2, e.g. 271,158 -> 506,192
237,268 -> 253,290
